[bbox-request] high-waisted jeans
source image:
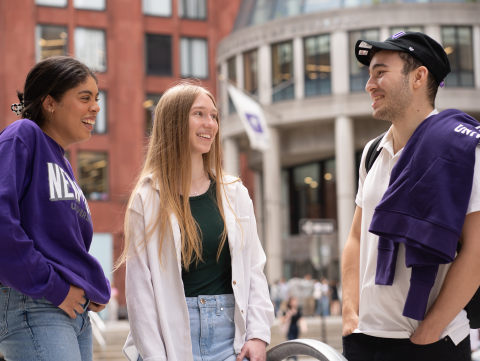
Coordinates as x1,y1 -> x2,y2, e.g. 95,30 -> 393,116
0,283 -> 92,361
138,294 -> 245,361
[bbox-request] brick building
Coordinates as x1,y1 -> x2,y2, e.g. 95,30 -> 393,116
0,0 -> 242,316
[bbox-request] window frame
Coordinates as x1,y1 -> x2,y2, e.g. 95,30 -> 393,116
92,90 -> 107,135
145,33 -> 173,76
271,40 -> 295,103
243,48 -> 259,96
441,25 -> 475,88
73,0 -> 106,11
179,0 -> 208,20
35,0 -> 68,8
36,24 -> 69,62
349,28 -> 380,92
142,0 -> 172,18
303,33 -> 332,97
74,27 -> 107,73
180,37 -> 209,79
77,151 -> 110,202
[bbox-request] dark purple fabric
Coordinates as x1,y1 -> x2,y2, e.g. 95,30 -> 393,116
369,109 -> 479,320
0,119 -> 110,306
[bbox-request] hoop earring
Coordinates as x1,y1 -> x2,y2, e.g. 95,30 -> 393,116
51,109 -> 54,113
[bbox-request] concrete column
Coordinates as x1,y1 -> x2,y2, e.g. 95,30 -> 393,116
473,26 -> 480,90
263,127 -> 282,283
380,27 -> 390,42
223,137 -> 240,176
331,30 -> 349,95
258,44 -> 272,105
335,115 -> 356,254
425,25 -> 442,45
293,36 -> 305,100
253,171 -> 265,249
236,53 -> 244,90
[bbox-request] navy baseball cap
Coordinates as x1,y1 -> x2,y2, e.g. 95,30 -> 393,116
355,31 -> 451,87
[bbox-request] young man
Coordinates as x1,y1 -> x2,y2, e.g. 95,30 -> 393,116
342,32 -> 480,361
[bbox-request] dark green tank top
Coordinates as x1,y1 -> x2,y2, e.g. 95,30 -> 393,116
181,182 -> 234,297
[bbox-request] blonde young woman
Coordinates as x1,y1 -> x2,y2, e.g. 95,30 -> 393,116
119,83 -> 275,361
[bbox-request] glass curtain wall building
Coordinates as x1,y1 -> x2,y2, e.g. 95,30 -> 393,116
218,0 -> 480,284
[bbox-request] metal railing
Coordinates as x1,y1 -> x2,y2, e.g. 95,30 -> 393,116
267,339 -> 347,361
89,311 -> 107,358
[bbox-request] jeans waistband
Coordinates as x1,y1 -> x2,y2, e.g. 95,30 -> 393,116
185,294 -> 235,311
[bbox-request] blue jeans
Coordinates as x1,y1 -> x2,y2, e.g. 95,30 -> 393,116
138,294 -> 247,361
0,283 -> 93,361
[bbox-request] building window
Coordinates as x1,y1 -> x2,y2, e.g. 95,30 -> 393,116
272,41 -> 294,102
75,28 -> 107,72
442,26 -> 474,88
304,0 -> 340,13
304,34 -> 331,97
286,158 -> 337,235
36,25 -> 68,62
146,34 -> 172,76
78,152 -> 109,201
227,57 -> 237,114
390,26 -> 423,35
180,37 -> 208,78
349,29 -> 379,92
243,49 -> 258,95
35,0 -> 67,7
249,0 -> 273,26
74,0 -> 105,10
179,0 -> 206,20
93,91 -> 107,134
272,0 -> 302,20
143,0 -> 171,17
144,94 -> 162,136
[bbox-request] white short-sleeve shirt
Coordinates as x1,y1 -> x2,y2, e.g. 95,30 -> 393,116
355,110 -> 480,345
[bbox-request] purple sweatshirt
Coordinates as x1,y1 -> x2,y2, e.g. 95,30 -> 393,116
0,119 -> 110,306
369,109 -> 479,321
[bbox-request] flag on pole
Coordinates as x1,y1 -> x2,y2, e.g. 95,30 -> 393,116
227,84 -> 270,151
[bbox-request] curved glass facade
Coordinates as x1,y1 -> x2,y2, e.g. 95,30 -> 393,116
233,0 -> 475,31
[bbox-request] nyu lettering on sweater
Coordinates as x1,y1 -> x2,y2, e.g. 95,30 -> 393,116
0,119 -> 110,306
369,109 -> 480,321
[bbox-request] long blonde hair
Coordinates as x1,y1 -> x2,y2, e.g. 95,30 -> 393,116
116,82 -> 230,271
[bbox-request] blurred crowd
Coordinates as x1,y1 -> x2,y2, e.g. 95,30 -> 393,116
269,274 -> 341,318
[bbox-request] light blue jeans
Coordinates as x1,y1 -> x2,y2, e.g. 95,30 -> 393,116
138,294 -> 247,361
0,283 -> 92,361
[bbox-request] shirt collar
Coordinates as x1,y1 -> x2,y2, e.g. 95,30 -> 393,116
377,109 -> 439,154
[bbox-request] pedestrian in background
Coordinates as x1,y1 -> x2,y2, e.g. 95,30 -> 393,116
118,82 -> 274,361
0,56 -> 111,361
278,277 -> 289,307
270,280 -> 282,317
280,296 -> 307,361
313,280 -> 322,316
330,280 -> 341,316
320,278 -> 330,317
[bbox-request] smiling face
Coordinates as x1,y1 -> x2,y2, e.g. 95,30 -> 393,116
366,50 -> 413,122
42,76 -> 100,148
188,91 -> 219,157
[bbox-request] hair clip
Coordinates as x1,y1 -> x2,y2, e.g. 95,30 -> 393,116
11,102 -> 24,115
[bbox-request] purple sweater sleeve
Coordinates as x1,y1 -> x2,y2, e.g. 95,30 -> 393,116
0,137 -> 70,306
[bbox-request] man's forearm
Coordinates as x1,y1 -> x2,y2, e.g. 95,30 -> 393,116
342,235 -> 360,318
414,249 -> 480,341
413,211 -> 480,343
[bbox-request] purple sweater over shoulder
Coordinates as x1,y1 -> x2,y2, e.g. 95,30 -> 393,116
0,119 -> 110,306
369,109 -> 479,321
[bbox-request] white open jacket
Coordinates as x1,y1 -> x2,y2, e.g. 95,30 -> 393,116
123,174 -> 275,361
